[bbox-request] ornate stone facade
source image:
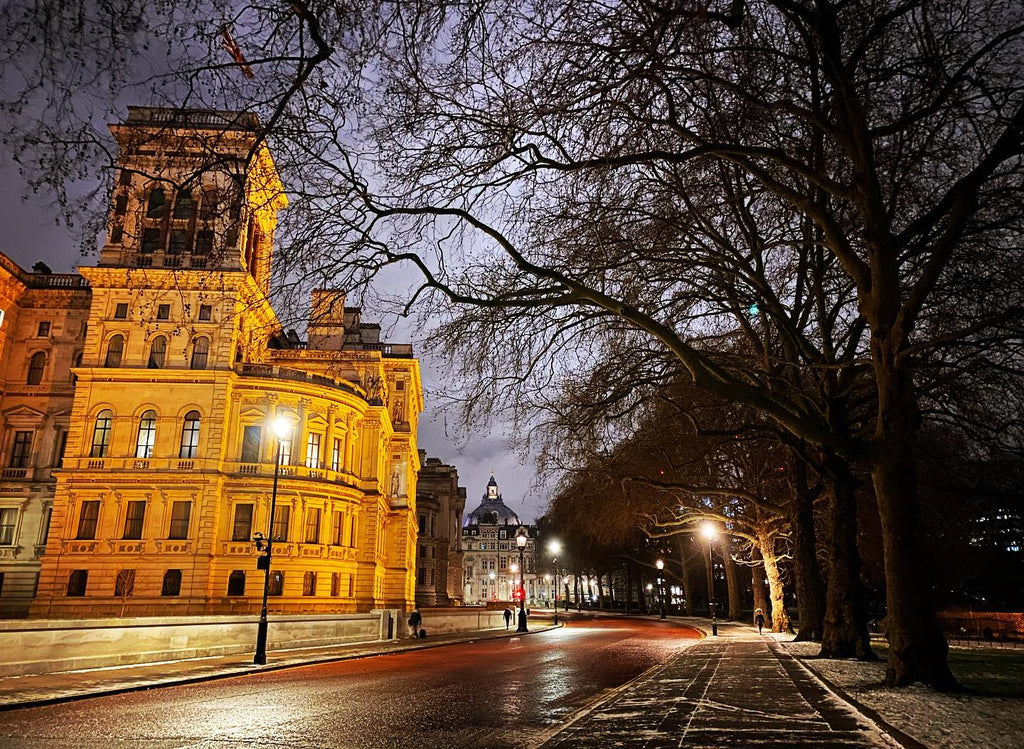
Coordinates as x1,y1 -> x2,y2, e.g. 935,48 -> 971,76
1,107 -> 423,618
414,455 -> 467,606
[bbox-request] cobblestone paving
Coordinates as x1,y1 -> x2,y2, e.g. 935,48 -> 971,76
542,637 -> 900,748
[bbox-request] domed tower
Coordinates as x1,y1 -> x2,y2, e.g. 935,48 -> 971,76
464,473 -> 520,526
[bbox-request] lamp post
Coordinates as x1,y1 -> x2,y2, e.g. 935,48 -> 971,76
254,415 -> 291,665
655,559 -> 666,619
645,583 -> 654,613
701,522 -> 718,637
548,540 -> 561,624
516,527 -> 529,632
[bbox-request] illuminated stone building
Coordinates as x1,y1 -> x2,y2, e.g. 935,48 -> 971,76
0,257 -> 91,616
18,107 -> 422,618
461,474 -> 552,605
414,455 -> 467,606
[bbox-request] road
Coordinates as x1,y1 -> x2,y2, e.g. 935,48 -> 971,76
0,617 -> 700,749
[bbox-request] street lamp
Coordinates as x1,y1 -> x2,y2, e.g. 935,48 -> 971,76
655,559 -> 666,619
254,414 -> 292,665
548,540 -> 562,624
645,583 -> 654,613
701,522 -> 719,636
516,527 -> 529,632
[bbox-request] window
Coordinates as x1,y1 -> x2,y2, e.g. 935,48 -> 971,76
194,231 -> 213,257
114,195 -> 128,216
39,506 -> 52,545
269,571 -> 284,596
417,568 -> 425,585
114,569 -> 136,598
141,228 -> 162,253
37,321 -> 50,337
146,188 -> 166,218
66,570 -> 88,597
27,352 -> 46,384
90,409 -> 113,457
110,226 -> 124,244
179,410 -> 201,458
148,336 -> 167,368
118,169 -> 132,186
71,350 -> 83,383
123,500 -> 146,540
331,572 -> 341,597
272,506 -> 290,542
278,436 -> 292,465
349,515 -> 357,547
9,431 -> 33,468
0,508 -> 18,545
231,503 -> 254,542
104,335 -> 125,368
418,515 -> 426,533
190,337 -> 209,370
168,501 -> 191,539
419,544 -> 425,558
173,192 -> 194,219
114,302 -> 129,319
198,304 -> 212,321
227,570 -> 246,596
303,571 -> 317,596
76,500 -> 100,539
136,410 -> 157,458
331,438 -> 341,471
241,425 -> 262,463
332,510 -> 343,545
305,433 -> 321,469
161,569 -> 182,596
304,508 -> 321,544
156,304 -> 171,321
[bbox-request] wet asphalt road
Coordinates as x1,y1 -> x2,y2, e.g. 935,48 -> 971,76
0,617 -> 700,749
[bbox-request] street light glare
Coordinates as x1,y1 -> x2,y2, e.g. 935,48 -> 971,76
271,415 -> 292,440
548,540 -> 561,554
655,559 -> 664,570
701,522 -> 717,540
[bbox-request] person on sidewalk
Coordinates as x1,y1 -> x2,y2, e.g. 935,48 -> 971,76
755,608 -> 765,634
409,607 -> 422,638
503,607 -> 513,630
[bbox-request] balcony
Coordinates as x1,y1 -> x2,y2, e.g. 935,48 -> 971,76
1,468 -> 28,480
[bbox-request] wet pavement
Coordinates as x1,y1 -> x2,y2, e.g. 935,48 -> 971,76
0,616 -> 700,748
542,630 -> 900,748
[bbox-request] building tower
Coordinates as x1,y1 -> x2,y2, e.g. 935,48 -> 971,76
29,107 -> 422,618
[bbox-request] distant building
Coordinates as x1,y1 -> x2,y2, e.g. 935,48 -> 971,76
414,455 -> 466,606
460,474 -> 555,605
0,106 -> 424,619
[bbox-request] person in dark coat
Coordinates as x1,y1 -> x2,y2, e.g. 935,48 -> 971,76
755,608 -> 766,634
503,607 -> 513,629
409,607 -> 422,638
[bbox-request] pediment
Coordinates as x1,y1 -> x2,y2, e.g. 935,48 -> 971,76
2,404 -> 48,426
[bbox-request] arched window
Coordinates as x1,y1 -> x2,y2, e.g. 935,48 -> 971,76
146,188 -> 166,218
136,410 -> 157,458
179,410 -> 201,458
161,569 -> 182,596
104,335 -> 125,368
227,570 -> 246,596
190,337 -> 210,370
27,351 -> 46,385
147,336 -> 167,369
199,189 -> 218,221
91,409 -> 113,458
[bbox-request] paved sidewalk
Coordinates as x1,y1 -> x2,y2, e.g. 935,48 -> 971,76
0,623 -> 551,711
541,627 -> 900,748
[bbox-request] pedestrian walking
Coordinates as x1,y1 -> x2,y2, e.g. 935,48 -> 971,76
755,608 -> 765,634
503,607 -> 513,630
409,607 -> 422,638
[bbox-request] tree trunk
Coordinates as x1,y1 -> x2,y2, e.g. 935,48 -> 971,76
751,546 -> 770,626
673,534 -> 695,615
790,452 -> 826,641
757,529 -> 791,633
624,564 -> 632,614
872,361 -> 956,688
723,538 -> 744,620
819,452 -> 874,659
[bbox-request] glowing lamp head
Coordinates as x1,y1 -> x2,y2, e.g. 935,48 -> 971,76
700,522 -> 717,541
548,539 -> 561,555
488,571 -> 496,580
544,574 -> 551,582
271,415 -> 292,441
516,528 -> 528,549
655,559 -> 664,571
510,563 -> 519,573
